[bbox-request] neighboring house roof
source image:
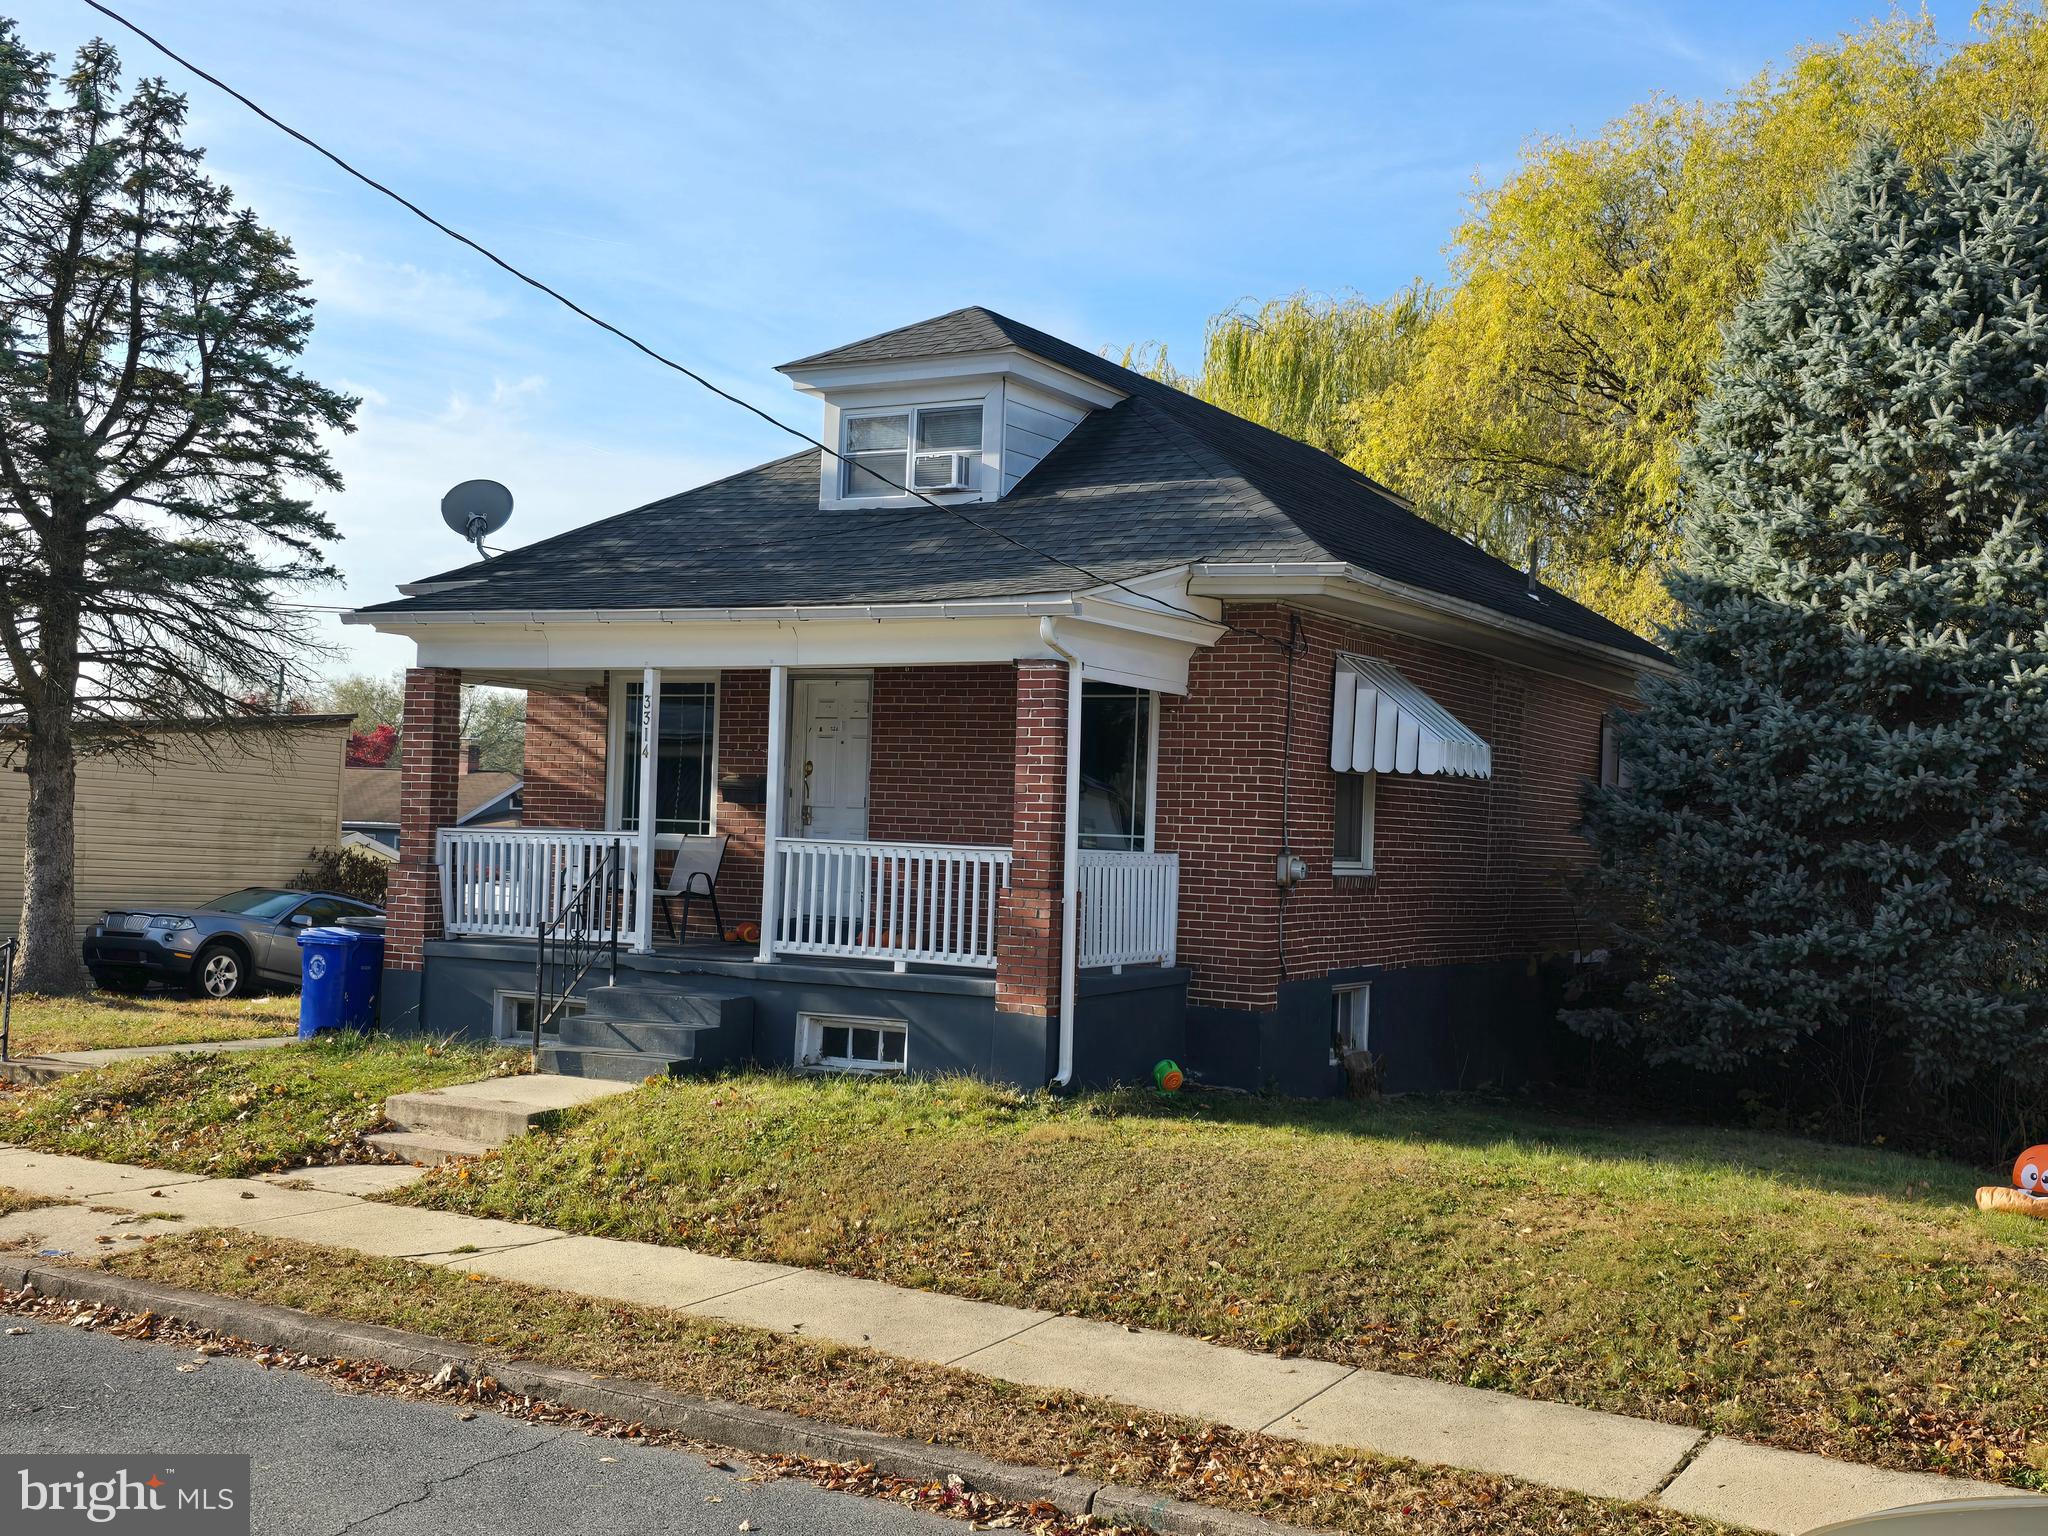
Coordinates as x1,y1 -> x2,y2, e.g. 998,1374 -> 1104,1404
341,767 -> 522,828
361,307 -> 1662,664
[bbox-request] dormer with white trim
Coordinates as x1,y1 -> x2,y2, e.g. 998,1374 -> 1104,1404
778,311 -> 1128,512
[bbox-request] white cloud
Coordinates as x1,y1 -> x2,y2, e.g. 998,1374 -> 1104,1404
304,378 -> 744,679
300,249 -> 511,341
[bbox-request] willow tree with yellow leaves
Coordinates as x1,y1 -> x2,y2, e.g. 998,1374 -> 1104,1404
1157,5 -> 2048,633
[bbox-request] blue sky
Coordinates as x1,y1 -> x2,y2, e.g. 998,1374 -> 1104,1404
6,0 -> 1976,677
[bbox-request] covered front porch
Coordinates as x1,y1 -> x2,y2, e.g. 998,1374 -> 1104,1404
373,592 -> 1220,1083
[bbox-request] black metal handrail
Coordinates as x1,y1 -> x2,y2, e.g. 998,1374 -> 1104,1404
1,937 -> 14,1061
533,839 -> 621,1052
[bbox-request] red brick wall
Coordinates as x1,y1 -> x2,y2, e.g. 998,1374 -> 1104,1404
707,666 -> 1019,938
387,667 -> 461,972
710,669 -> 767,934
996,659 -> 1067,1017
1156,604 -> 1632,1012
869,665 -> 1015,845
491,636 -> 1622,1016
523,685 -> 607,830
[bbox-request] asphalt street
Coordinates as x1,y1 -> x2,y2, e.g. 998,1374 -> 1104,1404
0,1316 -> 953,1535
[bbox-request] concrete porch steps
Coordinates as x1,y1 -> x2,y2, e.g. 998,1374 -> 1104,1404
369,1074 -> 632,1163
580,981 -> 750,1029
534,1045 -> 697,1082
535,980 -> 752,1080
363,1128 -> 494,1165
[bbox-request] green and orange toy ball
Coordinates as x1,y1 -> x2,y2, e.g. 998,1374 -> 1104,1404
1154,1059 -> 1184,1093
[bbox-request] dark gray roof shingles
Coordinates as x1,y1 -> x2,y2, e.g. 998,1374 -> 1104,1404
364,306 -> 1661,663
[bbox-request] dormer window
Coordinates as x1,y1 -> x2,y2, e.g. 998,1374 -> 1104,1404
841,403 -> 983,499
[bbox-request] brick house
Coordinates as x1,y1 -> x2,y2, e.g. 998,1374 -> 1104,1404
347,308 -> 1665,1093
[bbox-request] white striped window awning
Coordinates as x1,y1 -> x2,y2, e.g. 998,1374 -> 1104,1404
1330,655 -> 1492,779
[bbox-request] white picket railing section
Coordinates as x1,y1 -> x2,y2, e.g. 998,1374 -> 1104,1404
436,829 -> 1178,972
1077,850 -> 1179,969
772,838 -> 1012,969
437,828 -> 642,942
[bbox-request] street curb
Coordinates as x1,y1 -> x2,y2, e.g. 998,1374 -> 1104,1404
4,1260 -> 1314,1536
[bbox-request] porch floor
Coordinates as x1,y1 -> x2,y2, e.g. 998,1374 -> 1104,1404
426,933 -> 1000,996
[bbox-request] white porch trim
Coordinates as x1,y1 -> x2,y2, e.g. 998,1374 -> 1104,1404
634,666 -> 659,952
344,580 -> 1224,698
1187,561 -> 1668,688
757,663 -> 789,964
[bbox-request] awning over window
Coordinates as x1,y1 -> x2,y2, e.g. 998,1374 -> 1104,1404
1330,656 -> 1491,779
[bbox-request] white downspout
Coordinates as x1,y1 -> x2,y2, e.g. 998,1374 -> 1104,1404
1038,617 -> 1082,1088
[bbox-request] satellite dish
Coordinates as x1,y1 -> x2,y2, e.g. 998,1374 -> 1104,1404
441,479 -> 514,559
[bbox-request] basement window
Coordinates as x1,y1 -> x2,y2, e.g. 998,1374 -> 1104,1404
1329,984 -> 1371,1064
493,990 -> 582,1042
797,1013 -> 908,1073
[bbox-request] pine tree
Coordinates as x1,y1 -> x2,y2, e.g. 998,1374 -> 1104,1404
0,28 -> 354,992
1576,125 -> 2048,1092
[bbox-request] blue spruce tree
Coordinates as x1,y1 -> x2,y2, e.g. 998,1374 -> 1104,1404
1577,125 -> 2048,1093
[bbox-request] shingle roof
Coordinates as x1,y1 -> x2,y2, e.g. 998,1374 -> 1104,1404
362,307 -> 1662,664
342,767 -> 521,826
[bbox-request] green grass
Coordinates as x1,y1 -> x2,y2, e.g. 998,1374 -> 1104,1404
2,1035 -> 524,1176
393,1072 -> 2048,1486
100,1230 -> 1727,1536
2,990 -> 297,1055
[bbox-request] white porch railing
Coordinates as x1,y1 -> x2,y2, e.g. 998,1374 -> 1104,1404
1078,850 -> 1179,969
772,838 -> 1012,969
437,828 -> 1178,972
437,828 -> 643,942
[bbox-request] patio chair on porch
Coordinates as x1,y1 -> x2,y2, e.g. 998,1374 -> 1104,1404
656,834 -> 729,944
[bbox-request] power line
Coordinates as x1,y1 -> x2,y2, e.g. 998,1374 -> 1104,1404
80,0 -> 1260,645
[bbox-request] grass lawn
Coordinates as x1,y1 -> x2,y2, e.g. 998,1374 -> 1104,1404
3,990 -> 298,1056
2,1035 -> 524,1176
394,1073 -> 2048,1488
0,1186 -> 58,1217
98,1230 -> 1723,1536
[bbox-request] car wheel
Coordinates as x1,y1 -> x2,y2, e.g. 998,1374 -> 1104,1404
190,943 -> 247,1000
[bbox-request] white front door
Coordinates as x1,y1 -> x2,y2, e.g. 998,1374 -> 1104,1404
790,676 -> 871,841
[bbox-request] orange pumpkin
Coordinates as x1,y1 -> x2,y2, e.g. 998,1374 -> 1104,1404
2012,1144 -> 2048,1194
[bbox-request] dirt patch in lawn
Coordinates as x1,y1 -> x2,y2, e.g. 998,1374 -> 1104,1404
95,1230 -> 1726,1536
390,1072 -> 2048,1487
2,1036 -> 524,1176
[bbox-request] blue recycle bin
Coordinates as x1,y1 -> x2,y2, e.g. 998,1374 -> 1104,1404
297,925 -> 385,1039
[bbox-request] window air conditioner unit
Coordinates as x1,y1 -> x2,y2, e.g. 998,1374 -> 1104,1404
912,451 -> 975,492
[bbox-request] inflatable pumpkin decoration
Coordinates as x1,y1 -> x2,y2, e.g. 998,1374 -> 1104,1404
1975,1144 -> 2048,1216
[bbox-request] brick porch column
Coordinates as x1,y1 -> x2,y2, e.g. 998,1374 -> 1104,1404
523,683 -> 608,829
386,666 -> 462,974
996,659 -> 1068,1018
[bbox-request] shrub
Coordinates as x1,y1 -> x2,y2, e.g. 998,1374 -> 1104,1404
291,844 -> 389,906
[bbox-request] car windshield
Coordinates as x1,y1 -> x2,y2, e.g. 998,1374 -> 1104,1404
200,889 -> 301,920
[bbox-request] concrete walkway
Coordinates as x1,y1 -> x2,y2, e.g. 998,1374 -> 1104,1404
0,1034 -> 295,1085
0,1145 -> 2022,1536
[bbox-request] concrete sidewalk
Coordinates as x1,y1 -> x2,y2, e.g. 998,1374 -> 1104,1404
0,1144 -> 2019,1535
0,1033 -> 295,1085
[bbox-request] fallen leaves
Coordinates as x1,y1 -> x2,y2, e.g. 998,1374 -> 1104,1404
0,1285 -> 1131,1536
